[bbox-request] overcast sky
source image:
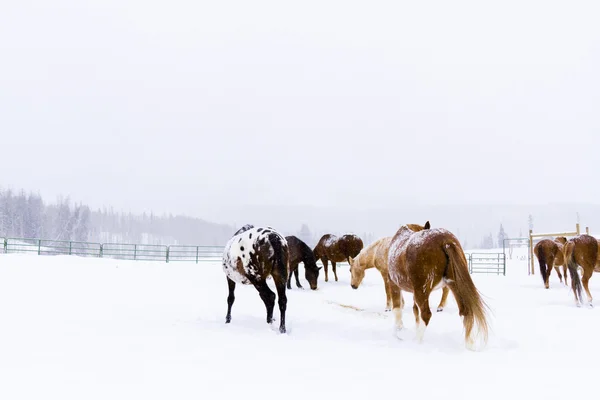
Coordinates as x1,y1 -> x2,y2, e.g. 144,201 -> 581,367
1,0 -> 599,219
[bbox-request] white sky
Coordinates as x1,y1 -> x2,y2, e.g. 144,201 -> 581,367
1,0 -> 599,217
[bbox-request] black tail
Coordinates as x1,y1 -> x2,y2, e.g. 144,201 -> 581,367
566,251 -> 583,304
538,250 -> 548,284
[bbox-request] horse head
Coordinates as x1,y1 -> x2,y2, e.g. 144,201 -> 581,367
348,255 -> 366,289
405,221 -> 431,232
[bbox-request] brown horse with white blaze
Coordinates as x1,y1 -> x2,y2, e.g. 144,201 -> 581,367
348,236 -> 451,312
564,234 -> 598,308
387,221 -> 490,351
534,236 -> 568,289
313,234 -> 363,282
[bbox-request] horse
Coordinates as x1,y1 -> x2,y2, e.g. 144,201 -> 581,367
348,236 -> 452,312
387,221 -> 489,351
313,234 -> 364,282
596,239 -> 600,272
564,234 -> 598,308
222,224 -> 289,333
534,236 -> 568,288
285,235 -> 321,290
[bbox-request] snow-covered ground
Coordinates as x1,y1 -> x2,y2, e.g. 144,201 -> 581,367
1,247 -> 599,400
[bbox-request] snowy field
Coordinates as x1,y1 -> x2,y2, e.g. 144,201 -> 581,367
1,248 -> 599,400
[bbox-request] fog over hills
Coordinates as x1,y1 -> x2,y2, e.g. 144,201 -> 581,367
208,202 -> 598,248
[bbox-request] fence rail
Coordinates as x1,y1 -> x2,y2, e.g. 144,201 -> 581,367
0,237 -> 505,274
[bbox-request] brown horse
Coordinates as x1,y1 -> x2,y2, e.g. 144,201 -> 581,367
285,235 -> 321,290
387,221 -> 489,351
313,234 -> 364,282
596,239 -> 600,272
348,236 -> 451,312
564,234 -> 598,308
534,236 -> 568,288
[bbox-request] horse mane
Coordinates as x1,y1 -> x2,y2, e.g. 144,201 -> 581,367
233,224 -> 255,236
298,239 -> 319,271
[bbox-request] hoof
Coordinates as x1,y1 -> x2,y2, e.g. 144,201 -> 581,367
279,327 -> 286,334
437,307 -> 444,312
588,303 -> 594,309
384,308 -> 391,312
394,327 -> 408,340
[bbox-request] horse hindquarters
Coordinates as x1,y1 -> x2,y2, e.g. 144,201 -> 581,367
443,243 -> 490,350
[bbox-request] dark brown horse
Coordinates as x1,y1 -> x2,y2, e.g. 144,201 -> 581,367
534,237 -> 567,289
387,221 -> 489,350
222,224 -> 289,333
564,234 -> 598,308
285,236 -> 321,290
313,234 -> 363,282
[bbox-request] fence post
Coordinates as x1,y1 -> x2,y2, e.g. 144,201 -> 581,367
99,244 -> 103,258
166,246 -> 170,263
196,246 -> 199,264
3,238 -> 6,254
134,244 -> 137,260
503,253 -> 506,276
69,241 -> 72,255
38,239 -> 41,255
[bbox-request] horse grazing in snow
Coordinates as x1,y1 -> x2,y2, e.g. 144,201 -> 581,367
285,235 -> 321,290
348,236 -> 452,312
222,224 -> 289,333
313,234 -> 363,282
534,236 -> 568,289
563,234 -> 598,308
387,221 -> 490,351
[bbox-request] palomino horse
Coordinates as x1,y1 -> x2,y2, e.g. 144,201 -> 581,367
348,236 -> 451,312
387,221 -> 489,350
564,234 -> 598,308
285,235 -> 321,290
534,236 -> 568,288
222,224 -> 289,333
313,234 -> 363,282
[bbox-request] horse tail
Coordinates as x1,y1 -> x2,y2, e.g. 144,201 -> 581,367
566,247 -> 583,304
443,242 -> 490,350
537,248 -> 548,285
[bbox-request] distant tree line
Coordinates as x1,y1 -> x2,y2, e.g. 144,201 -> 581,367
0,188 -> 234,246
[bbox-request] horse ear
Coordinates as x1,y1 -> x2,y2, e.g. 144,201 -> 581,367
424,221 -> 431,229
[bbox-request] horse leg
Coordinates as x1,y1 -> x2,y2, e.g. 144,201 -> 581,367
225,277 -> 236,323
389,280 -> 404,334
273,276 -> 288,333
379,269 -> 393,311
412,301 -> 421,335
332,261 -> 338,282
582,268 -> 594,308
554,266 -> 563,284
286,263 -> 295,290
294,264 -> 303,289
563,265 -> 568,286
437,287 -> 450,312
323,259 -> 329,282
254,280 -> 276,324
413,291 -> 432,344
545,256 -> 555,289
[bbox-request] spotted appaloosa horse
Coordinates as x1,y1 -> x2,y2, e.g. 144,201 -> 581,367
313,234 -> 363,282
222,224 -> 289,333
285,235 -> 321,290
387,221 -> 490,351
564,234 -> 598,308
534,236 -> 568,289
